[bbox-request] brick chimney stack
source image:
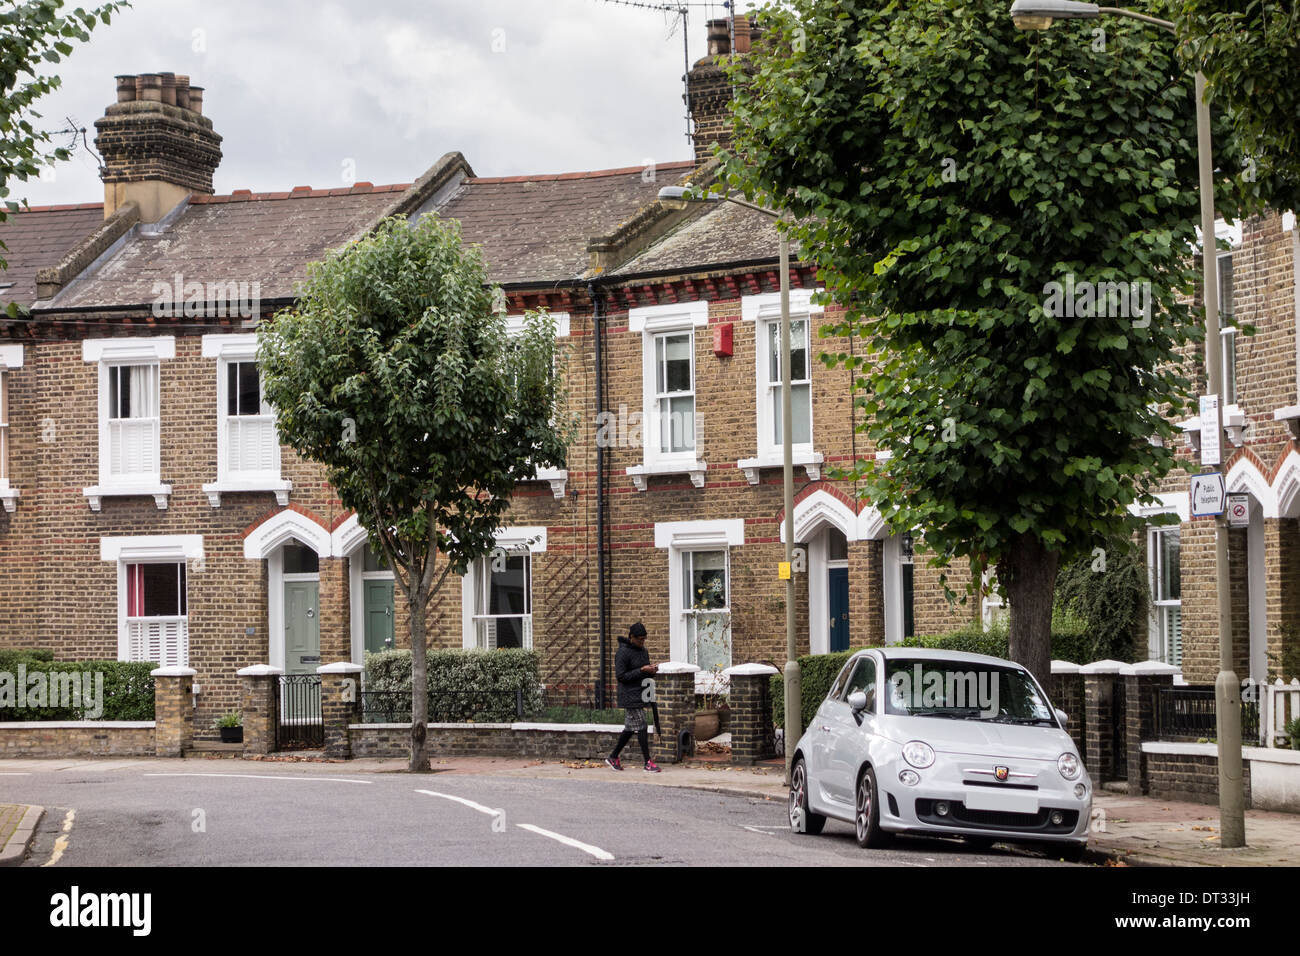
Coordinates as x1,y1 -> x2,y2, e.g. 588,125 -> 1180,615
686,16 -> 759,167
94,72 -> 222,222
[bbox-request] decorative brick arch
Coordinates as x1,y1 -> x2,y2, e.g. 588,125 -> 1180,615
242,505 -> 333,559
780,485 -> 859,543
1225,454 -> 1277,518
1272,448 -> 1300,519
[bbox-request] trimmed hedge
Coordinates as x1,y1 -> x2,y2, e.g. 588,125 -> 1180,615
0,648 -> 54,671
771,615 -> 1096,731
533,705 -> 627,725
0,660 -> 156,721
363,648 -> 544,722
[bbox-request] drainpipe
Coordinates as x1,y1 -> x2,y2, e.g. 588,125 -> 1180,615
590,281 -> 609,709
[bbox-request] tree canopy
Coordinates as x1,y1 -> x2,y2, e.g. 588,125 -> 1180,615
1175,0 -> 1300,214
258,213 -> 571,768
723,0 -> 1253,682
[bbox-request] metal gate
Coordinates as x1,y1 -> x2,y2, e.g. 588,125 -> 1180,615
276,675 -> 324,750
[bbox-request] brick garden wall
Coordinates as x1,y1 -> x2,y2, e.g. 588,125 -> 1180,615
0,721 -> 155,757
1144,746 -> 1253,807
348,722 -> 630,760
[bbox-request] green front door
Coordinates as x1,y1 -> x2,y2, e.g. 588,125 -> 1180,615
284,581 -> 320,676
363,579 -> 394,654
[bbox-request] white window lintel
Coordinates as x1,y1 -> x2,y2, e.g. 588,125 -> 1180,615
0,345 -> 24,370
201,332 -> 259,360
629,300 -> 708,333
83,336 -> 175,363
654,518 -> 744,550
740,289 -> 824,323
101,534 -> 203,563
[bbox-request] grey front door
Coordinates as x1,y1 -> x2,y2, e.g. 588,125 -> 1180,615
284,581 -> 320,676
364,579 -> 394,654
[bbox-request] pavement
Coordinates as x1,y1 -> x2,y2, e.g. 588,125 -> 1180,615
0,803 -> 44,867
2,753 -> 1296,866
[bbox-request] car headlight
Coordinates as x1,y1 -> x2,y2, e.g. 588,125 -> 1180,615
902,740 -> 935,769
1058,753 -> 1081,780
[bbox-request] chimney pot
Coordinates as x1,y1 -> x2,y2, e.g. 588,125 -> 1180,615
175,74 -> 190,110
706,19 -> 730,56
733,15 -> 754,55
136,73 -> 162,102
159,72 -> 176,106
188,86 -> 204,115
115,74 -> 136,102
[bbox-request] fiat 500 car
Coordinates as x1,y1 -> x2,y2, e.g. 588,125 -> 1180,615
788,647 -> 1091,861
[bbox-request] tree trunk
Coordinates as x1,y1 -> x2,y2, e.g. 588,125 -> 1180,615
408,590 -> 430,772
1000,534 -> 1060,691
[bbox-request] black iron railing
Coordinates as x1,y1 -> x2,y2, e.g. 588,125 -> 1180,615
1155,686 -> 1260,741
359,686 -> 527,724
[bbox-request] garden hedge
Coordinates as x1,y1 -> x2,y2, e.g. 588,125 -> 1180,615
0,660 -> 156,721
363,648 -> 544,721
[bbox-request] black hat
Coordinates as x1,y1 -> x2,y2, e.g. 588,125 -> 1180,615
628,621 -> 647,639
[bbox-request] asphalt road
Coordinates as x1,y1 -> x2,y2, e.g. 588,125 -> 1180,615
0,762 -> 1086,867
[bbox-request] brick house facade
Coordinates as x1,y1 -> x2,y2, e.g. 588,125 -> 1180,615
3,19 -> 1294,736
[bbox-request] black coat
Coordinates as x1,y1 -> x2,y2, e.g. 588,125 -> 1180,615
615,636 -> 652,709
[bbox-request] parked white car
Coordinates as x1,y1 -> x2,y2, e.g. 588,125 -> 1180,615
788,647 -> 1091,861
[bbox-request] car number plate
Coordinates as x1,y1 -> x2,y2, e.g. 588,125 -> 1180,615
964,789 -> 1039,814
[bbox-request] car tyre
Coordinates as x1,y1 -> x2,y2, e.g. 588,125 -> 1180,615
788,756 -> 826,835
854,766 -> 893,849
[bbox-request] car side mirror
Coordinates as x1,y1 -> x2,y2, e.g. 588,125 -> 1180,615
1054,708 -> 1069,725
848,690 -> 869,713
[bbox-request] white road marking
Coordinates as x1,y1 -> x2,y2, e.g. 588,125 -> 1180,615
0,772 -> 31,775
516,823 -> 614,861
414,789 -> 501,816
42,809 -> 75,867
143,772 -> 372,784
415,789 -> 613,861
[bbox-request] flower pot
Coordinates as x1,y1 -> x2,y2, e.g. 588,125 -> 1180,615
694,709 -> 720,742
219,726 -> 243,744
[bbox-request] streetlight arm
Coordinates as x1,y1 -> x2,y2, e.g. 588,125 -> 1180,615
1097,6 -> 1174,33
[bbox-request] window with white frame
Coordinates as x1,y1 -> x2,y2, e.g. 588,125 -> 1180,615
656,518 -> 743,687
760,316 -> 811,452
461,528 -> 545,650
105,363 -> 160,481
682,548 -> 730,673
503,313 -> 570,497
628,302 -> 708,489
1148,525 -> 1182,666
83,337 -> 174,509
201,334 -> 289,507
103,535 -> 201,668
1219,252 -> 1237,406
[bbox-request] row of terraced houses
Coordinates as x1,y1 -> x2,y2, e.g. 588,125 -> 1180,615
0,18 -> 1297,735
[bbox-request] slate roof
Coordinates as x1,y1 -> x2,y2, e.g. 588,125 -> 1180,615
48,185 -> 408,310
610,198 -> 780,277
0,204 -> 105,310
438,161 -> 696,285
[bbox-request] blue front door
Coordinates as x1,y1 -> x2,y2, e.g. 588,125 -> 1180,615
828,567 -> 850,652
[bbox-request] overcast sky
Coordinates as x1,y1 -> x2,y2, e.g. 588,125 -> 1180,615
18,0 -> 754,207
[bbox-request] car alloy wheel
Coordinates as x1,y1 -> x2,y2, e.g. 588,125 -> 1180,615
854,766 -> 892,849
788,757 -> 825,835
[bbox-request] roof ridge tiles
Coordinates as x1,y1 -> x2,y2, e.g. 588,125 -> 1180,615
465,160 -> 694,185
188,182 -> 411,204
12,202 -> 105,213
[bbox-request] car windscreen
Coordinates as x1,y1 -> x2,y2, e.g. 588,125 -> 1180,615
883,659 -> 1056,724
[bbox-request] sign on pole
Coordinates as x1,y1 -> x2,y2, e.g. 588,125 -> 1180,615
1199,394 -> 1221,466
1226,493 -> 1250,528
1190,472 -> 1227,517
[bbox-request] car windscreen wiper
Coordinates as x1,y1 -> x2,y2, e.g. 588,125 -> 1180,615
982,715 -> 1056,725
905,708 -> 983,719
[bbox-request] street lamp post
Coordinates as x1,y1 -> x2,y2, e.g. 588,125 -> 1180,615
658,185 -> 801,781
1010,0 -> 1246,848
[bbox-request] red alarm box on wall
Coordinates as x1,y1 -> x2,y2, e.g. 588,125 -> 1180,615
713,321 -> 734,357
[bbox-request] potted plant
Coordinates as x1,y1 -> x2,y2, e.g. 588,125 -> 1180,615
215,710 -> 244,744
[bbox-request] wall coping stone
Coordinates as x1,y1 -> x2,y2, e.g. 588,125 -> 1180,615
1050,661 -> 1081,674
1142,741 -> 1300,765
1123,661 -> 1182,676
150,666 -> 197,677
236,664 -> 284,677
348,722 -> 653,733
317,662 -> 363,675
1080,659 -> 1126,675
723,663 -> 779,677
657,662 -> 700,674
0,721 -> 156,729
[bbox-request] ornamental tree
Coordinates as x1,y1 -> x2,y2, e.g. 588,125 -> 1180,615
258,214 -> 571,771
724,0 -> 1253,686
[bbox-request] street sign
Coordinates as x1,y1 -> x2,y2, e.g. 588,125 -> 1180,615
1190,472 -> 1227,517
1199,394 -> 1221,465
1227,493 -> 1250,528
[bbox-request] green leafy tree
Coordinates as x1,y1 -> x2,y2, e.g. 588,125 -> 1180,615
1,1 -> 127,296
1174,0 -> 1300,214
258,215 -> 571,771
724,0 -> 1251,686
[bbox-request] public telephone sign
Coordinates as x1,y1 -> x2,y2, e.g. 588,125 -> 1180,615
1190,472 -> 1227,517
